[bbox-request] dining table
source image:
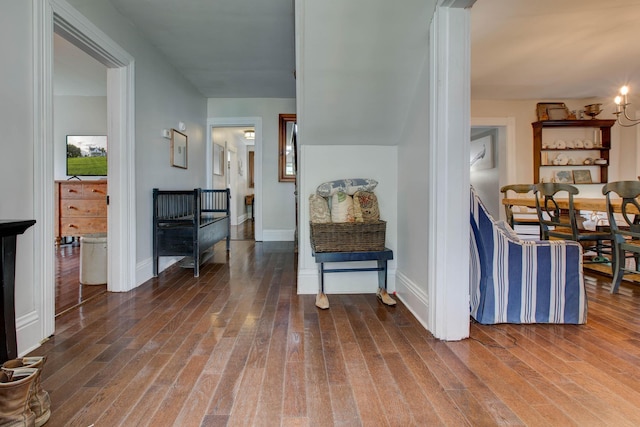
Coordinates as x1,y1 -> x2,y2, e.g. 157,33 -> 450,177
501,197 -> 640,215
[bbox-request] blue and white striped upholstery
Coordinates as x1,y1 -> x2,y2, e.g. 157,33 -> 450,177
470,187 -> 587,324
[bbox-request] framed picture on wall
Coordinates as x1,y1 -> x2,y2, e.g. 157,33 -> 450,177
470,134 -> 494,171
171,129 -> 187,169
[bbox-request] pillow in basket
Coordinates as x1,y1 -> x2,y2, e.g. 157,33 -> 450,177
331,191 -> 355,223
309,194 -> 331,223
353,191 -> 380,222
316,178 -> 378,197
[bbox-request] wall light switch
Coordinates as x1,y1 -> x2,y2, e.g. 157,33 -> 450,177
162,129 -> 171,139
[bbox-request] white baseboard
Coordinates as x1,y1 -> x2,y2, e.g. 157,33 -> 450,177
297,265 -> 396,295
262,228 -> 295,241
16,310 -> 42,357
136,256 -> 181,287
395,270 -> 430,331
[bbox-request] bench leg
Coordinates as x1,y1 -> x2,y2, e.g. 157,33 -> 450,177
377,259 -> 387,291
376,259 -> 396,306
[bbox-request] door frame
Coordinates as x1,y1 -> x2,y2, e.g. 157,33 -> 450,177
33,0 -> 136,339
207,117 -> 263,241
226,145 -> 239,225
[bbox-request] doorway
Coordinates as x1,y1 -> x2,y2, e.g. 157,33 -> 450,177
33,1 -> 136,341
470,117 -> 517,221
211,126 -> 255,241
207,117 -> 263,241
53,33 -> 108,315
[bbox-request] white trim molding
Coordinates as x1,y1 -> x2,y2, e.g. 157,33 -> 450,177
395,270 -> 429,331
262,229 -> 296,242
427,4 -> 472,341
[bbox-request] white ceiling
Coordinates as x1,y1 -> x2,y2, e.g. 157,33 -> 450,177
107,0 -> 295,98
471,0 -> 640,101
56,0 -> 640,105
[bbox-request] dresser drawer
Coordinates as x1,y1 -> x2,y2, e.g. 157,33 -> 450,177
59,218 -> 107,237
82,183 -> 108,199
60,200 -> 107,217
59,183 -> 85,199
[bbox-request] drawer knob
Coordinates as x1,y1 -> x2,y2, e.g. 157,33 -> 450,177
68,189 -> 78,193
67,205 -> 77,210
68,224 -> 77,228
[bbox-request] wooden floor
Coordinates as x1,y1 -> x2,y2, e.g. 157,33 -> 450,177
55,222 -> 254,316
55,243 -> 106,316
34,240 -> 640,426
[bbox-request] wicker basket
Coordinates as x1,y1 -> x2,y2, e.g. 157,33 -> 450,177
310,220 -> 386,252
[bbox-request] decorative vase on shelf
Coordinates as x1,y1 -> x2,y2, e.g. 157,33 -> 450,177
584,103 -> 602,119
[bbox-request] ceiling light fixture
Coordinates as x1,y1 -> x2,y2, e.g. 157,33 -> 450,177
614,86 -> 640,127
244,130 -> 255,140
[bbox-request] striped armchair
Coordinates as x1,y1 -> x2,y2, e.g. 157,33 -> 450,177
469,187 -> 587,324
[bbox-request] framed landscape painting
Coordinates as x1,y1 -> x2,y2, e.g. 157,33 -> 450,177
554,170 -> 573,184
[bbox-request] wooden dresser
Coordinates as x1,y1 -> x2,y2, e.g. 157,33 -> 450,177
55,180 -> 107,243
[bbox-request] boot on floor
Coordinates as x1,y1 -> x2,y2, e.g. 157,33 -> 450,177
2,358 -> 50,427
0,367 -> 37,427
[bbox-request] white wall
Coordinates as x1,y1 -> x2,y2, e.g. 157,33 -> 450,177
64,0 -> 209,281
1,0 -> 38,347
207,98 -> 296,239
53,96 -> 107,180
395,47 -> 431,327
297,145 -> 398,294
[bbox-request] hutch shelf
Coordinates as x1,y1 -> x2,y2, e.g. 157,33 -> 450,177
532,119 -> 615,184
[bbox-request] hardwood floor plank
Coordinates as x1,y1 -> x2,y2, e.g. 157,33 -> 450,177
94,352 -> 173,426
147,355 -> 210,426
304,311 -> 335,426
283,361 -> 307,418
473,325 -> 603,425
253,299 -> 289,426
37,241 -> 640,426
228,367 -> 266,427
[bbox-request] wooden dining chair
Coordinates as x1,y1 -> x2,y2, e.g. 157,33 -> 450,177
533,183 -> 613,262
500,184 -> 540,235
602,181 -> 640,293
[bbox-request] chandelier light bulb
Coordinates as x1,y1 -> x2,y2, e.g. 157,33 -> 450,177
612,85 -> 640,125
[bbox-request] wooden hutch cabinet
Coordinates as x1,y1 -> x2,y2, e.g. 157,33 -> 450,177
532,119 -> 615,184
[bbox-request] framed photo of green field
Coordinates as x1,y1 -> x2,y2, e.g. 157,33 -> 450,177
66,135 -> 107,177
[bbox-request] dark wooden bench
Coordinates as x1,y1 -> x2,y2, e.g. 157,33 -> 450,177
153,188 -> 230,277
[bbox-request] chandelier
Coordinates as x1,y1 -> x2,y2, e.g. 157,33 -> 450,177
614,86 -> 640,127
